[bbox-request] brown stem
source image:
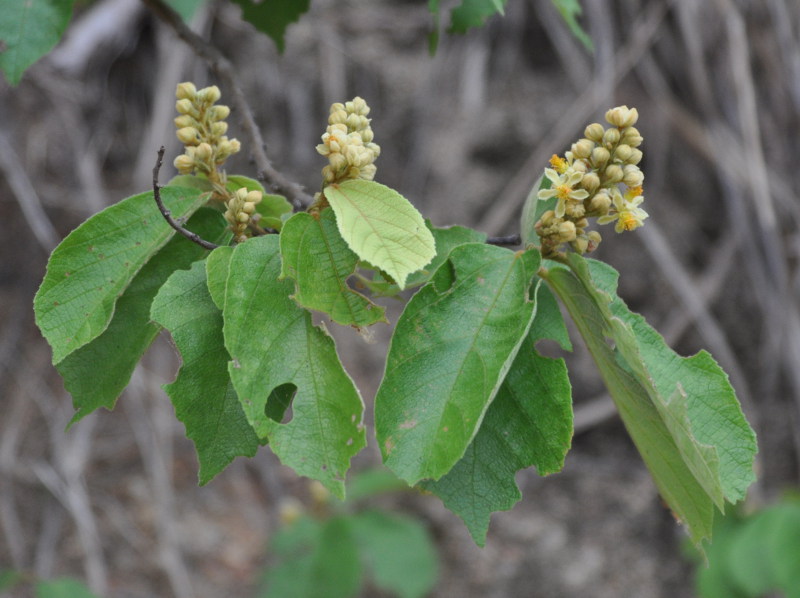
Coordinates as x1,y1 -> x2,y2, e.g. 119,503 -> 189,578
486,233 -> 522,246
140,0 -> 314,209
152,147 -> 220,250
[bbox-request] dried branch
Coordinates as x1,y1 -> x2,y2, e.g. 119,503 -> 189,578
140,0 -> 314,209
486,233 -> 521,246
152,147 -> 220,250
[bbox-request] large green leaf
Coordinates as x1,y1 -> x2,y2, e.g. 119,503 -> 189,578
375,244 -> 541,484
449,0 -> 507,33
0,0 -> 76,85
151,260 -> 259,484
280,209 -> 386,327
57,209 -> 229,424
543,254 -> 757,548
34,186 -> 208,364
323,180 -> 436,290
350,510 -> 438,598
230,0 -> 310,53
422,282 -> 573,545
222,235 -> 366,497
205,245 -> 234,310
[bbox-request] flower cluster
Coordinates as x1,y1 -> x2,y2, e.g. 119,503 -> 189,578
535,105 -> 647,257
316,97 -> 381,185
224,187 -> 263,244
172,82 -> 241,197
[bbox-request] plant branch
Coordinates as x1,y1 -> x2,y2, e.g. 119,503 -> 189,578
486,233 -> 521,246
140,0 -> 314,209
152,147 -> 220,250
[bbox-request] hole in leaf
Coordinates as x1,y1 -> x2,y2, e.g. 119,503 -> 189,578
265,383 -> 297,424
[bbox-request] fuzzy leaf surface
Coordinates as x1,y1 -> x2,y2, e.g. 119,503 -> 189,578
422,283 -> 573,544
544,254 -> 757,548
280,209 -> 385,327
57,209 -> 229,423
223,235 -> 366,497
231,0 -> 310,53
151,260 -> 259,484
205,245 -> 234,310
375,244 -> 541,484
0,0 -> 76,85
35,187 -> 208,364
324,180 -> 436,289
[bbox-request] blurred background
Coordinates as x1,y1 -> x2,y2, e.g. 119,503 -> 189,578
1,0 -> 799,596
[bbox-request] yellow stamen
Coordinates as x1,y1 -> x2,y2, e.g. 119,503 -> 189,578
625,185 -> 644,199
556,184 -> 572,200
549,154 -> 568,174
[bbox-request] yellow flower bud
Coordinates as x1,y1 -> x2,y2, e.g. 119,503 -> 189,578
587,230 -> 602,251
176,126 -> 199,145
602,127 -> 620,147
623,165 -> 644,187
175,82 -> 197,100
589,191 -> 611,214
584,123 -> 605,143
621,127 -> 643,147
350,97 -> 369,116
174,115 -> 194,128
572,236 -> 589,254
591,147 -> 611,168
614,144 -> 632,162
236,212 -> 250,224
211,122 -> 228,137
627,148 -> 643,165
360,128 -> 374,143
246,190 -> 262,204
580,171 -> 600,193
329,109 -> 348,125
173,154 -> 194,174
572,138 -> 595,159
359,164 -> 377,180
210,105 -> 231,121
228,139 -> 241,154
175,99 -> 193,115
605,105 -> 638,128
346,113 -> 363,130
243,202 -> 257,214
328,152 -> 347,171
199,85 -> 221,104
604,164 -> 624,184
557,221 -> 577,242
195,142 -> 213,162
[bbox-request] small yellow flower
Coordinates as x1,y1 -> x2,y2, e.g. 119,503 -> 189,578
537,168 -> 590,218
597,187 -> 648,233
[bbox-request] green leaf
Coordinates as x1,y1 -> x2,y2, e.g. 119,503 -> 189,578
205,245 -> 234,310
422,283 -> 573,545
164,0 -> 206,21
56,209 -> 230,424
0,569 -> 22,592
34,186 -> 208,364
375,244 -> 541,485
449,0 -> 507,33
226,174 -> 293,231
323,180 -> 436,290
350,510 -> 438,598
151,260 -> 259,484
223,235 -> 366,497
280,209 -> 386,328
0,0 -> 76,85
34,578 -> 100,598
550,0 -> 594,51
230,0 -> 311,53
345,468 -> 408,503
543,254 -> 757,548
261,516 -> 362,598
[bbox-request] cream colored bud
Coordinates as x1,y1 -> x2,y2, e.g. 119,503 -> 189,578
199,85 -> 221,104
350,97 -> 369,116
173,154 -> 194,174
573,138 -> 595,159
195,142 -> 213,162
366,142 -> 380,159
557,221 -> 577,242
242,202 -> 257,214
246,190 -> 262,204
175,99 -> 193,115
316,143 -> 330,156
328,153 -> 347,171
627,148 -> 643,165
589,191 -> 611,214
605,105 -> 638,128
580,172 -> 600,193
623,165 -> 644,187
322,165 -> 337,184
211,122 -> 228,137
176,127 -> 199,145
360,128 -> 374,143
621,127 -> 643,147
584,123 -> 605,143
236,212 -> 250,224
211,105 -> 231,121
174,115 -> 194,128
587,230 -> 602,251
235,187 -> 248,201
330,102 -> 345,114
176,82 -> 197,100
572,160 -> 588,174
359,164 -> 377,180
602,127 -> 620,147
346,113 -> 362,130
604,164 -> 624,184
572,236 -> 589,254
614,144 -> 632,162
228,139 -> 241,154
329,109 -> 348,125
591,147 -> 610,168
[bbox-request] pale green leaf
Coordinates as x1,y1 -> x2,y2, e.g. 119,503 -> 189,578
375,244 -> 541,484
151,260 -> 259,484
324,180 -> 436,289
422,283 -> 573,545
350,510 -> 438,598
205,245 -> 234,310
0,0 -> 76,85
551,0 -> 594,51
280,209 -> 386,327
34,187 -> 208,364
543,254 -> 757,548
223,235 -> 366,497
57,209 -> 230,424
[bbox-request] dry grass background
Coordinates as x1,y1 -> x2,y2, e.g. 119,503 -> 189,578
1,0 -> 799,596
